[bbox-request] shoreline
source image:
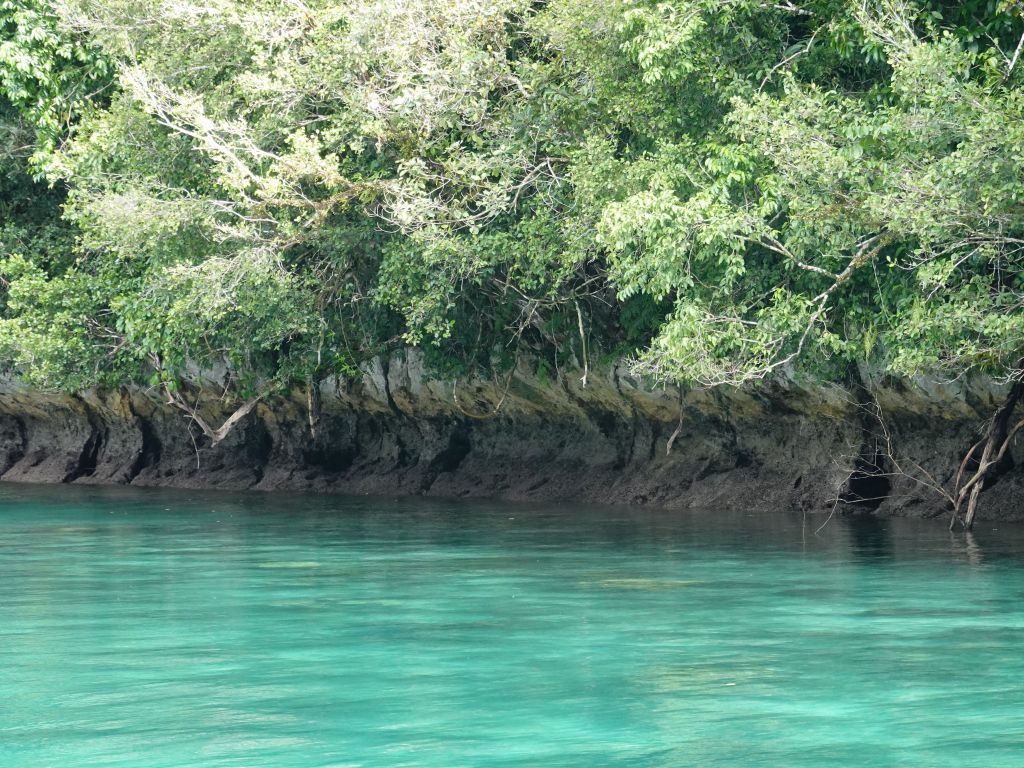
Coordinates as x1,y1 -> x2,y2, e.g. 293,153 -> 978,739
1,352 -> 1021,523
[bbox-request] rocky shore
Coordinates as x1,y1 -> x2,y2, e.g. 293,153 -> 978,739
1,351 -> 1021,521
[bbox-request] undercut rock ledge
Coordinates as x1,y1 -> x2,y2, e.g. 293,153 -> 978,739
2,352 -> 1022,522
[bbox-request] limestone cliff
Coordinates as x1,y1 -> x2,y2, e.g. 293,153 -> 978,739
1,351 -> 1022,521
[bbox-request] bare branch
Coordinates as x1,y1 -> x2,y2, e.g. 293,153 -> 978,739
164,383 -> 263,447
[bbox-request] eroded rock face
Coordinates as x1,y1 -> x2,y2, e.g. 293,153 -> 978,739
0,352 -> 1019,521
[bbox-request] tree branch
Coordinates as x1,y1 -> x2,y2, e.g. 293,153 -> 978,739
164,383 -> 263,447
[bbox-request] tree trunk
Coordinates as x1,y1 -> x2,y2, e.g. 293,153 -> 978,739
307,377 -> 321,439
951,377 -> 1024,530
164,384 -> 263,448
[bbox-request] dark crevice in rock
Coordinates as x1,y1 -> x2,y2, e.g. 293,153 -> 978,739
0,414 -> 28,475
395,443 -> 411,470
693,456 -> 716,483
613,366 -> 649,468
127,413 -> 162,483
65,397 -> 105,482
380,357 -> 401,415
526,477 -> 549,492
591,408 -> 619,442
421,426 -> 471,491
66,427 -> 104,482
246,419 -> 274,468
840,377 -> 894,513
431,427 -> 471,474
188,422 -> 211,453
305,445 -> 356,473
840,451 -> 891,513
564,388 -> 631,470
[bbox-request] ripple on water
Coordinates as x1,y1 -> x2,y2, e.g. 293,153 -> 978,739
2,484 -> 1024,767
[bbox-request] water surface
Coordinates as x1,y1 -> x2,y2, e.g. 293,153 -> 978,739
2,483 -> 1023,766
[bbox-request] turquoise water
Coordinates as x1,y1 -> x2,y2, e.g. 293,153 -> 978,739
2,485 -> 1024,767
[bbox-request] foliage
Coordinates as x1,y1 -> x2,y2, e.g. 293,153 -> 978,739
1,0 -> 1024,423
0,0 -> 110,169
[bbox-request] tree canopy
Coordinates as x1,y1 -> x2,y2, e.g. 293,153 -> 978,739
2,0 -> 1023,423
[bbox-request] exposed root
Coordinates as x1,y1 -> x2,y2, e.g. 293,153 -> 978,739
951,377 -> 1024,530
307,377 -> 322,439
164,383 -> 263,448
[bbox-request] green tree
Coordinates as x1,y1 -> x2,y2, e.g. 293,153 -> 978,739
2,0 -> 1024,525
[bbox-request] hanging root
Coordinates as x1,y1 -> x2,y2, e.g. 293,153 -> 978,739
666,388 -> 684,455
307,377 -> 322,439
951,376 -> 1024,530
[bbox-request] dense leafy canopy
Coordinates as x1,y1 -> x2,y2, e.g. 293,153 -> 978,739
2,0 -> 1024,408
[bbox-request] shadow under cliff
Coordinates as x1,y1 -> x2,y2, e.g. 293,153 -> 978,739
2,352 -> 1022,522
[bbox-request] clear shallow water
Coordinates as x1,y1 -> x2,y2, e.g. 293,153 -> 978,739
2,485 -> 1024,767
